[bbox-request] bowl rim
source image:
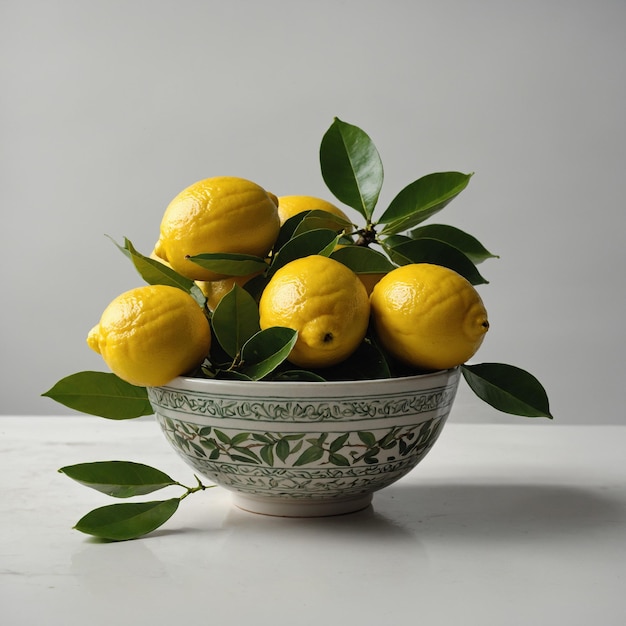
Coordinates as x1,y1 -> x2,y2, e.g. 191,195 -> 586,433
155,366 -> 460,392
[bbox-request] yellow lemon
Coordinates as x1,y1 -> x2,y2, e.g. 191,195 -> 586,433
277,195 -> 353,231
259,255 -> 370,368
357,272 -> 388,296
370,263 -> 489,370
154,176 -> 280,282
87,285 -> 212,387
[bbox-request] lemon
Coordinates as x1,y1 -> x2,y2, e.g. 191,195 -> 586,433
154,176 -> 280,282
370,263 -> 489,370
259,255 -> 370,368
277,195 -> 353,230
87,285 -> 212,387
357,272 -> 387,296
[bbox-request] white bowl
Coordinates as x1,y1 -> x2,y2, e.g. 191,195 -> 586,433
147,367 -> 460,517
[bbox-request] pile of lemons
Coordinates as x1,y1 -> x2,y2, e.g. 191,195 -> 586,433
87,176 -> 489,387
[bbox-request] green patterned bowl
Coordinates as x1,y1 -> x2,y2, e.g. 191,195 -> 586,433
147,367 -> 460,517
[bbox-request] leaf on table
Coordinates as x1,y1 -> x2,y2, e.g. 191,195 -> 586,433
59,461 -> 177,498
73,499 -> 180,541
378,172 -> 473,235
461,362 -> 553,418
42,371 -> 153,419
320,117 -> 384,221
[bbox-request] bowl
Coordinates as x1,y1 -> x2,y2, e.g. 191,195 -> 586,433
147,367 -> 460,517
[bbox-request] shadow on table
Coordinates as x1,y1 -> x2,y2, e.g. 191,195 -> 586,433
216,481 -> 625,543
371,481 -> 626,540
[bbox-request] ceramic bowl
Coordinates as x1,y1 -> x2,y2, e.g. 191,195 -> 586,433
147,367 -> 460,517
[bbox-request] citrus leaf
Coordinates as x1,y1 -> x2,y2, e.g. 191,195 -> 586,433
381,234 -> 412,249
268,229 -> 340,276
461,363 -> 553,418
240,327 -> 298,380
273,212 -> 310,252
320,117 -> 384,220
59,461 -> 176,498
293,209 -> 353,237
313,337 -> 391,381
385,238 -> 488,285
410,224 -> 498,264
73,499 -> 180,541
330,245 -> 396,274
272,370 -> 327,382
212,284 -> 260,359
378,172 -> 473,235
42,371 -> 153,419
108,236 -> 206,308
214,370 -> 253,381
187,252 -> 268,277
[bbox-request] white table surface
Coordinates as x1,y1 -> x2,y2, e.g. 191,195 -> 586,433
1,416 -> 625,626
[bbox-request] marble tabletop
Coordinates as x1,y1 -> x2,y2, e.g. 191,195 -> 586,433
1,416 -> 625,626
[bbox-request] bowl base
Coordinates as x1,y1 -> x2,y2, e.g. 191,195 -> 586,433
231,492 -> 373,518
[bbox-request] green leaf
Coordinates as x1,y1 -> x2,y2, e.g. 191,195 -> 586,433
276,438 -> 291,463
271,370 -> 327,382
328,453 -> 351,467
320,117 -> 384,220
330,245 -> 396,274
314,337 -> 391,381
42,371 -> 153,419
187,252 -> 268,277
293,444 -> 325,467
329,433 -> 350,453
293,209 -> 353,236
214,369 -> 253,381
378,172 -> 473,235
268,229 -> 340,276
461,363 -> 553,418
214,429 -> 232,445
260,444 -> 274,465
242,273 -> 270,303
381,234 -> 412,249
273,212 -> 310,252
410,224 -> 498,264
212,284 -> 260,359
73,499 -> 180,541
108,236 -> 206,308
59,461 -> 176,498
240,327 -> 299,380
358,431 -> 377,447
385,238 -> 488,285
231,432 -> 251,446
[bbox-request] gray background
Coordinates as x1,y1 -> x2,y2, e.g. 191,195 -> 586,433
2,0 -> 624,423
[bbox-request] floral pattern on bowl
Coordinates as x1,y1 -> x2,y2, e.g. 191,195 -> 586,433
148,367 -> 460,517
